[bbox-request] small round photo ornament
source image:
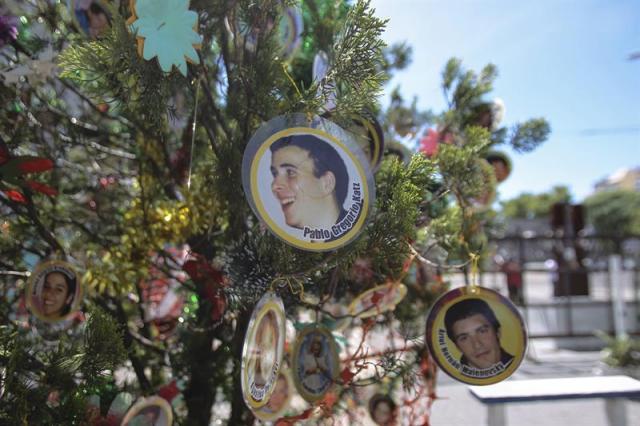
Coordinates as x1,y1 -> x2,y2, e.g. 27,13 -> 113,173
348,282 -> 407,319
425,286 -> 527,385
291,325 -> 339,403
252,367 -> 293,422
241,291 -> 286,409
68,0 -> 111,38
349,113 -> 385,172
121,395 -> 173,426
26,260 -> 83,323
368,393 -> 397,426
242,114 -> 375,252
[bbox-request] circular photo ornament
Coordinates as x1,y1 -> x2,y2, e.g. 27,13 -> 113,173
252,367 -> 293,422
484,150 -> 512,183
349,113 -> 385,172
67,0 -> 111,38
242,114 -> 375,251
121,395 -> 173,426
26,260 -> 83,323
241,292 -> 286,409
384,140 -> 412,165
348,283 -> 407,319
291,325 -> 339,402
425,286 -> 527,385
368,393 -> 397,426
225,3 -> 302,59
277,5 -> 303,58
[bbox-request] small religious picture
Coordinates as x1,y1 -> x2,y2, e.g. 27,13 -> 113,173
291,325 -> 339,402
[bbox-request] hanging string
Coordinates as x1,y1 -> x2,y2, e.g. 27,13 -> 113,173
186,77 -> 202,190
468,252 -> 480,293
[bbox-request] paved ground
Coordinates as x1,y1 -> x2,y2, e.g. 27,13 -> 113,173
430,339 -> 640,426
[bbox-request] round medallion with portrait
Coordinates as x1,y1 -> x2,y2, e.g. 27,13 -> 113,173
242,114 -> 375,252
425,286 -> 527,385
26,260 -> 83,324
241,292 -> 286,409
291,325 -> 339,402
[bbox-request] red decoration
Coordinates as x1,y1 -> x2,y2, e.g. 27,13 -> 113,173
0,140 -> 57,203
158,380 -> 180,402
419,128 -> 440,157
183,256 -> 227,322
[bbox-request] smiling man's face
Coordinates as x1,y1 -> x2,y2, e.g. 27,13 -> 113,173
270,145 -> 335,229
451,313 -> 501,369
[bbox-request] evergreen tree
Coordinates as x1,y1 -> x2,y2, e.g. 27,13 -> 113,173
0,1 -> 548,424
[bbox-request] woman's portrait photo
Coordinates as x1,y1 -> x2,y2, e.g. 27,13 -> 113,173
242,293 -> 285,409
425,286 -> 527,385
27,261 -> 83,323
292,326 -> 338,402
121,396 -> 172,426
243,115 -> 374,252
69,0 -> 111,38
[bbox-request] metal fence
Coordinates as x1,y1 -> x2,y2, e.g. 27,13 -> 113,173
476,236 -> 640,339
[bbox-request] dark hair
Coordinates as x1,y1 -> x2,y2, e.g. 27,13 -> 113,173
484,152 -> 510,170
44,270 -> 77,316
89,3 -> 107,15
444,298 -> 500,342
270,134 -> 349,208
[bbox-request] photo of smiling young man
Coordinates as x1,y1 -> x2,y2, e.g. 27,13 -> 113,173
269,135 -> 350,233
243,115 -> 374,252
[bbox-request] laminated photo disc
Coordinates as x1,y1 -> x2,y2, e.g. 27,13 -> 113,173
224,3 -> 302,59
26,260 -> 83,324
242,114 -> 375,252
348,283 -> 407,319
384,140 -> 412,165
241,292 -> 287,409
291,325 -> 339,403
277,5 -> 303,58
67,0 -> 111,38
121,395 -> 173,426
425,286 -> 527,385
350,113 -> 385,172
312,51 -> 330,83
484,150 -> 512,183
368,393 -> 397,426
252,367 -> 294,422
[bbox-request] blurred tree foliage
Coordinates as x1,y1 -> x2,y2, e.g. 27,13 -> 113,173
584,189 -> 640,237
500,185 -> 572,219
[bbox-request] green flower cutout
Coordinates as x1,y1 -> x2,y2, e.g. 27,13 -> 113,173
128,0 -> 202,76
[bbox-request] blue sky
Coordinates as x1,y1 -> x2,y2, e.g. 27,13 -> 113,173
371,0 -> 640,202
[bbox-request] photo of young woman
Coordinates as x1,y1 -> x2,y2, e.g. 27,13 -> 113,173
27,260 -> 83,323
